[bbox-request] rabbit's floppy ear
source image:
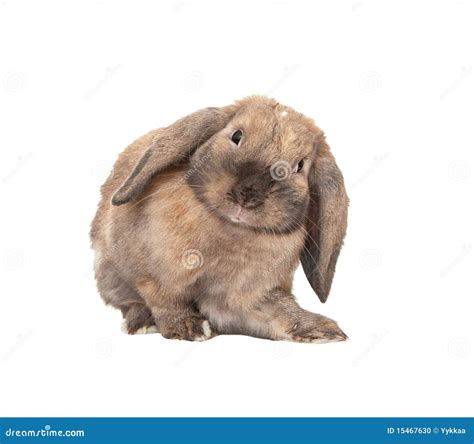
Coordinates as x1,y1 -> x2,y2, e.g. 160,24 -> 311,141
300,136 -> 349,303
112,106 -> 235,205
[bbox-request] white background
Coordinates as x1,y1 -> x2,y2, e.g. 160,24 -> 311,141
0,0 -> 473,417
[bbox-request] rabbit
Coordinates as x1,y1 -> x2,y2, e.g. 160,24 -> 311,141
90,96 -> 349,343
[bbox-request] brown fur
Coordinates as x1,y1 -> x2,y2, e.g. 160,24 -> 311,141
90,96 -> 349,342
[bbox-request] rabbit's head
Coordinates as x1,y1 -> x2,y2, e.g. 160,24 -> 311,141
112,96 -> 348,302
187,102 -> 315,234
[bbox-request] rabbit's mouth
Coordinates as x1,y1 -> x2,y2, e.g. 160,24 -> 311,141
226,204 -> 251,225
221,200 -> 268,228
229,204 -> 244,223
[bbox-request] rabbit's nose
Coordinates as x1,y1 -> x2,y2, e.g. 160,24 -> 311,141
229,185 -> 264,209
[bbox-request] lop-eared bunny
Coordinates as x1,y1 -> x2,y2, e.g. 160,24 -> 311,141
90,96 -> 349,342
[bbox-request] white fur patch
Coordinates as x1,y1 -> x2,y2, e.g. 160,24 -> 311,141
93,251 -> 103,271
202,320 -> 212,338
122,320 -> 158,335
193,320 -> 213,341
280,111 -> 288,117
134,325 -> 158,335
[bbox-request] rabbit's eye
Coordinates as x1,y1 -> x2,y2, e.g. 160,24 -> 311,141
294,159 -> 304,173
231,130 -> 243,145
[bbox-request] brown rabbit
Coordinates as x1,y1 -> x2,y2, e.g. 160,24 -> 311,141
90,96 -> 349,342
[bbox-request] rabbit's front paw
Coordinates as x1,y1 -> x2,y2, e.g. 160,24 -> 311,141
287,314 -> 347,344
161,316 -> 213,342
